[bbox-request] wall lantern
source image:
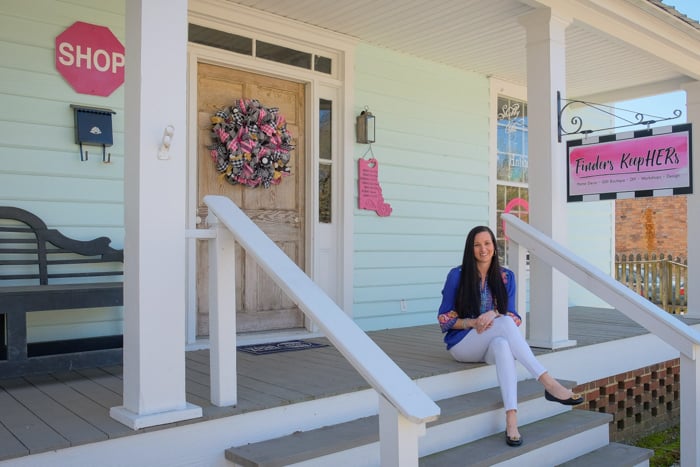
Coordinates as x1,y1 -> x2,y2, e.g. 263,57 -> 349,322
70,104 -> 116,162
356,107 -> 375,144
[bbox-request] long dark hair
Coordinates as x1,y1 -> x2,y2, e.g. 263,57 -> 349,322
454,226 -> 508,319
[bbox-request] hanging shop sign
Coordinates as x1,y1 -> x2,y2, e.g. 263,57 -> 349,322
358,158 -> 392,216
566,123 -> 692,202
55,21 -> 125,97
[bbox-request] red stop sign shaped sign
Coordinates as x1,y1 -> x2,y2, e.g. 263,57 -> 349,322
56,21 -> 125,97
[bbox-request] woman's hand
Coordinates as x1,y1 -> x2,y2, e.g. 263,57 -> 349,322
506,311 -> 522,327
475,310 -> 499,333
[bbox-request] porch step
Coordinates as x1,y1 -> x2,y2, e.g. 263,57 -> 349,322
419,410 -> 612,466
556,442 -> 654,467
224,379 -> 573,466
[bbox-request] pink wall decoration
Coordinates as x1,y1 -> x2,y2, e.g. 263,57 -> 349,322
358,158 -> 392,216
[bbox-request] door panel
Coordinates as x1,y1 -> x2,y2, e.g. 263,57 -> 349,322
196,63 -> 305,334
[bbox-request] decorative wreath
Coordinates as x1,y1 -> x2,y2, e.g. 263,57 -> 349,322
208,98 -> 294,188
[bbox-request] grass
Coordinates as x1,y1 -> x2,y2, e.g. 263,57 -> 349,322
633,424 -> 680,467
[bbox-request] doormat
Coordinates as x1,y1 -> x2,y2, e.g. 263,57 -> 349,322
237,340 -> 329,355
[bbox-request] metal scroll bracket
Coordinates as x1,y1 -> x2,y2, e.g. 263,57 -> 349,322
557,90 -> 682,142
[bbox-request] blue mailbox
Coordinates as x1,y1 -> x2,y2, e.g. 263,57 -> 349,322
71,105 -> 116,162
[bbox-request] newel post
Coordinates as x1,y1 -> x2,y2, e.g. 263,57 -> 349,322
680,347 -> 700,466
378,395 -> 425,467
506,236 -> 528,339
208,215 -> 238,406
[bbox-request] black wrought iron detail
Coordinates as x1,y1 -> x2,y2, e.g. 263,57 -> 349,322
557,91 -> 682,142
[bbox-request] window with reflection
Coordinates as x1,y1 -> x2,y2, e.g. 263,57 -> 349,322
319,99 -> 332,223
496,95 -> 529,263
257,41 -> 311,69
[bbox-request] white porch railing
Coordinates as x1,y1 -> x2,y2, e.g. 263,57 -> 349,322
503,213 -> 700,467
203,195 -> 440,467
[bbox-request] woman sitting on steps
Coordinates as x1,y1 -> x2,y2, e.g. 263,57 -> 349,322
437,225 -> 583,447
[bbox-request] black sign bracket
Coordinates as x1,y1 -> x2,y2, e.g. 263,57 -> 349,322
557,91 -> 682,142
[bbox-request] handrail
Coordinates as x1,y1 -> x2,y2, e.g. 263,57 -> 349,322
502,213 -> 700,358
503,213 -> 700,465
204,195 -> 440,424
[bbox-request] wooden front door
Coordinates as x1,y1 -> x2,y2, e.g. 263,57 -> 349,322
196,63 -> 305,334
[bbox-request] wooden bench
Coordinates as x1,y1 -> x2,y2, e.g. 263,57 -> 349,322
0,207 -> 123,378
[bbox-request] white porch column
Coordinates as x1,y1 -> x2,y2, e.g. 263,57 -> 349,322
518,9 -> 576,349
683,80 -> 700,319
110,0 -> 202,429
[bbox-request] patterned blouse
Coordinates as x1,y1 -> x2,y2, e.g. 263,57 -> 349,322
437,266 -> 522,349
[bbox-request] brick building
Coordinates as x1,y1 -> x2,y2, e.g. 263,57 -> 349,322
616,196 -> 688,259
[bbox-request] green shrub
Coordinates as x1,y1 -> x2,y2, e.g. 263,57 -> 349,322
633,425 -> 680,467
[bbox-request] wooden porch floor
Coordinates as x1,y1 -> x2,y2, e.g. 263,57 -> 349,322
1,307 -> 698,462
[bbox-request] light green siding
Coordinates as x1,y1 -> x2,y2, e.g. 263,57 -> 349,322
353,44 -> 490,330
0,1 -> 125,341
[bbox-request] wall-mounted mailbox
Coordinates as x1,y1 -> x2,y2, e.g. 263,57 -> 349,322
70,104 -> 116,162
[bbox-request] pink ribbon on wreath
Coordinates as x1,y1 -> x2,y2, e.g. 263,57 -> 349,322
257,107 -> 266,124
238,139 -> 254,153
216,127 -> 229,143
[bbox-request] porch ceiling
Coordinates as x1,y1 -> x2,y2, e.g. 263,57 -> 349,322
227,0 -> 700,101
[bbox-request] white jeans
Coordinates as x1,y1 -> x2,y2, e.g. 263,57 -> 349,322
449,316 -> 546,411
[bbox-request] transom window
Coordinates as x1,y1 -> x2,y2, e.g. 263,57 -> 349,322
189,23 -> 332,75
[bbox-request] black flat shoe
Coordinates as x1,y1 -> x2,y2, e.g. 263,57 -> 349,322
544,390 -> 584,406
505,432 -> 522,446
